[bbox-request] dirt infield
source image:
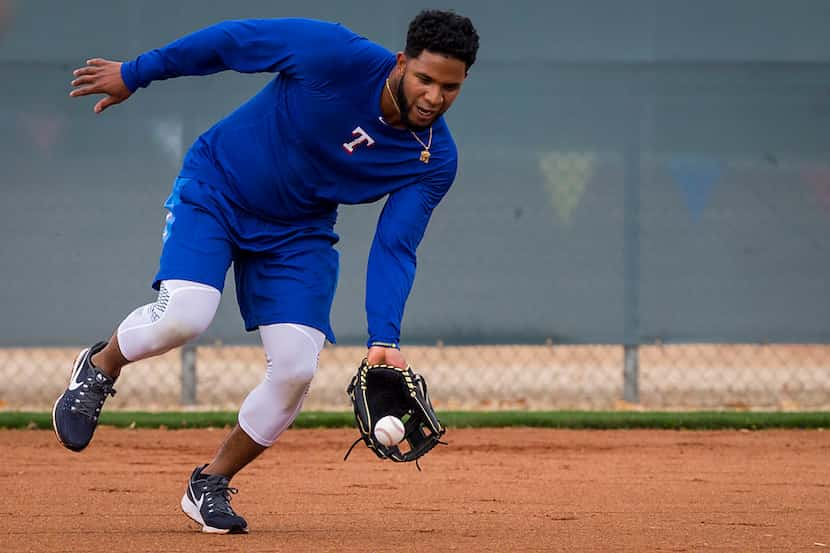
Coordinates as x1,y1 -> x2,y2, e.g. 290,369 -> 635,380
3,428 -> 829,552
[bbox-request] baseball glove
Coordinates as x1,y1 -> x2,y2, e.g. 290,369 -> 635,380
344,359 -> 446,468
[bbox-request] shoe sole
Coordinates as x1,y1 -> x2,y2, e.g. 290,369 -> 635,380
51,348 -> 90,453
180,493 -> 249,534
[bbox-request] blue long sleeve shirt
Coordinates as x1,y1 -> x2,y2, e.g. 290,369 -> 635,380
120,18 -> 458,347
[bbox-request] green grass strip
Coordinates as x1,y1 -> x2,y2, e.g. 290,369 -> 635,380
2,410 -> 829,430
441,411 -> 830,429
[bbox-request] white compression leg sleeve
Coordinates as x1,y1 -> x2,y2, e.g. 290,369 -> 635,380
237,323 -> 325,447
116,279 -> 221,362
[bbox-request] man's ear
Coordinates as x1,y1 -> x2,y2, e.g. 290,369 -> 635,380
395,51 -> 408,70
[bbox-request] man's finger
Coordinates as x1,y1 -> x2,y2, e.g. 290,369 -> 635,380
86,58 -> 107,66
94,96 -> 117,113
69,85 -> 98,97
73,66 -> 99,77
71,75 -> 96,87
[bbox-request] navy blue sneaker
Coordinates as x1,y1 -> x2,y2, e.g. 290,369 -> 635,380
181,465 -> 249,534
52,342 -> 116,452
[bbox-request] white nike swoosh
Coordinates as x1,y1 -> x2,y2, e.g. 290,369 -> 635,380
189,481 -> 204,510
67,348 -> 90,391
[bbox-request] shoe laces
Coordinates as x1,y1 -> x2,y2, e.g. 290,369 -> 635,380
201,475 -> 240,516
71,372 -> 116,420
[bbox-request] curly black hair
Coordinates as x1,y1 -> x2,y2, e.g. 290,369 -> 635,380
405,10 -> 480,70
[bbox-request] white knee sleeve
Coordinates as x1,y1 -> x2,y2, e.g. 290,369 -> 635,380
237,323 -> 325,447
116,279 -> 221,362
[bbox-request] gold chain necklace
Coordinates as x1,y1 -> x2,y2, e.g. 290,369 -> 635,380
386,78 -> 432,164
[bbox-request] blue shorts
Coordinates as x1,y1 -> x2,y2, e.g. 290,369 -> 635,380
155,177 -> 339,343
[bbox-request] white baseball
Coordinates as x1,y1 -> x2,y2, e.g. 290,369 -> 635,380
374,415 -> 405,446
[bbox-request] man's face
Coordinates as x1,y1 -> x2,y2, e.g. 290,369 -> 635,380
395,50 -> 467,131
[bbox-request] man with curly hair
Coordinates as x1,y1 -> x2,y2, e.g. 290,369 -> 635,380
53,10 -> 479,533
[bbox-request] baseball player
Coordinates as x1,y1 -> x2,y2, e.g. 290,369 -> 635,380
52,10 -> 479,533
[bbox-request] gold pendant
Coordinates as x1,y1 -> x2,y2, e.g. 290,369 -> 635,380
420,150 -> 430,164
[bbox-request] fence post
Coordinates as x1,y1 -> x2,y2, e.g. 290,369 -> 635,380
181,343 -> 197,406
623,344 -> 640,403
622,95 -> 643,405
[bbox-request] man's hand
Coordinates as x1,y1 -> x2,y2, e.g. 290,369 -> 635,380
70,58 -> 132,113
367,346 -> 407,368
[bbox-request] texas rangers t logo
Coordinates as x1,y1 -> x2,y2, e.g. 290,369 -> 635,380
342,126 -> 375,154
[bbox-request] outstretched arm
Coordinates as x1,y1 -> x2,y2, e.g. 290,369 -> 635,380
70,18 -> 358,113
365,163 -> 456,364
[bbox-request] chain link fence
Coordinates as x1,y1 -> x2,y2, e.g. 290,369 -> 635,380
4,343 -> 830,411
3,32 -> 829,414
